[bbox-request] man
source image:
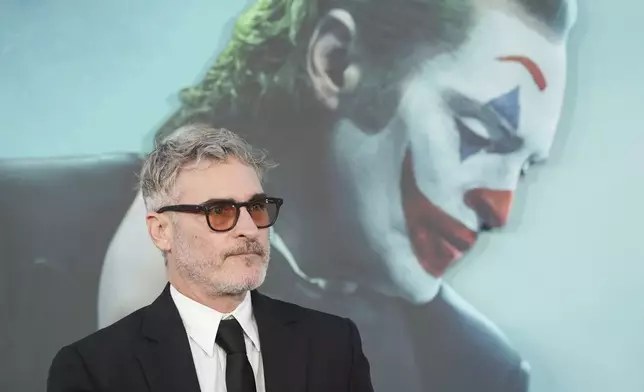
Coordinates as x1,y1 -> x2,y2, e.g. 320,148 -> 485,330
48,125 -> 374,392
98,0 -> 578,391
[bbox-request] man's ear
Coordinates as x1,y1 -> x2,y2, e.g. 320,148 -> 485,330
307,9 -> 361,110
146,212 -> 173,253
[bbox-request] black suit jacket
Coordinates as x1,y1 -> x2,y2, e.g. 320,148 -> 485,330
47,284 -> 374,392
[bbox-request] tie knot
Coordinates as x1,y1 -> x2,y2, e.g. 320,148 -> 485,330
216,318 -> 247,354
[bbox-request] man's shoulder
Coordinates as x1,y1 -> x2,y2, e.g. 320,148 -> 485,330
255,290 -> 358,333
47,305 -> 157,391
64,304 -> 149,358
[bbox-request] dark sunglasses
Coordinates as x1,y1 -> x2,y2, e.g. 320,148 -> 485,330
156,196 -> 283,232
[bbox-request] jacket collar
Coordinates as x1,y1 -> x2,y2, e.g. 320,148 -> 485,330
137,283 -> 308,392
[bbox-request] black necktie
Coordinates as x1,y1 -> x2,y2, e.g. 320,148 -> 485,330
216,318 -> 257,392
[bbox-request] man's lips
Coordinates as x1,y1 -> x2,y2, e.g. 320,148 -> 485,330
225,241 -> 266,258
401,150 -> 478,277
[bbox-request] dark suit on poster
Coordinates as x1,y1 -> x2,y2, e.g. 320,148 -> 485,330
260,245 -> 529,392
47,284 -> 374,392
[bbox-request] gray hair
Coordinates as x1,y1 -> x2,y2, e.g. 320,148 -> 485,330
139,123 -> 275,211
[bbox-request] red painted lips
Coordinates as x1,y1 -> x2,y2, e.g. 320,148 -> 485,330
400,149 -> 513,277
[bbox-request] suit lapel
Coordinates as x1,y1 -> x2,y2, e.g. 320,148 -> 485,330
252,290 -> 308,392
136,284 -> 201,392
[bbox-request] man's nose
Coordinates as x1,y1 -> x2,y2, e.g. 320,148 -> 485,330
234,207 -> 260,238
464,188 -> 514,229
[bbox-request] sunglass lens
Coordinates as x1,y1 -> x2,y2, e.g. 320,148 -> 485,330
249,200 -> 279,228
206,202 -> 238,230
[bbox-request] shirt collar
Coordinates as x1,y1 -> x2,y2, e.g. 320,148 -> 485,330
170,284 -> 260,357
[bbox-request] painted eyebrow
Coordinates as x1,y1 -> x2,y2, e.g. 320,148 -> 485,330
498,55 -> 547,91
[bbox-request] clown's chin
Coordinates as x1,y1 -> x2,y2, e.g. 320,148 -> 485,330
411,232 -> 466,277
400,149 -> 477,277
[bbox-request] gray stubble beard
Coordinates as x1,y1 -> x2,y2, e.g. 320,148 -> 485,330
173,233 -> 271,297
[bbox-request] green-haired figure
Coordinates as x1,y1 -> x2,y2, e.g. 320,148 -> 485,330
99,0 -> 578,390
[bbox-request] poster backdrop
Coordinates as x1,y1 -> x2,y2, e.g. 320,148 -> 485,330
2,0 -> 644,391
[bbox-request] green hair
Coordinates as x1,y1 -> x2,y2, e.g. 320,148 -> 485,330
158,0 -> 322,139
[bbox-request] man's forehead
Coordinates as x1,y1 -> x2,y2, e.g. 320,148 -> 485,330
174,184 -> 266,204
174,158 -> 263,202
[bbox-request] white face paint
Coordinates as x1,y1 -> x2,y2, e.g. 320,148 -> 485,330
328,9 -> 569,303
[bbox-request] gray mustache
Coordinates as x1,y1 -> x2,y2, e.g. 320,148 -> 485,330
224,241 -> 266,258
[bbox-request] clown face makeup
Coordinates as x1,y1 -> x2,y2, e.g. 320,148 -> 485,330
328,8 -> 568,303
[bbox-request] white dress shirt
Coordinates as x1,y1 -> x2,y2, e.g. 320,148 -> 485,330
170,285 -> 265,392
